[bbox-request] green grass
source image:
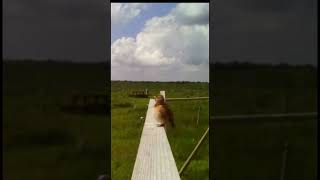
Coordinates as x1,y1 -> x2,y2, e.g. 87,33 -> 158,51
211,119 -> 317,180
111,81 -> 209,180
3,61 -> 110,180
210,63 -> 317,180
3,61 -> 316,180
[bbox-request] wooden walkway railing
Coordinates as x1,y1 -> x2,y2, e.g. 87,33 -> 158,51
166,97 -> 209,101
131,91 -> 180,180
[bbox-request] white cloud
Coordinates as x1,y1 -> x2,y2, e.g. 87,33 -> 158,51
171,3 -> 209,25
111,3 -> 209,82
111,3 -> 147,26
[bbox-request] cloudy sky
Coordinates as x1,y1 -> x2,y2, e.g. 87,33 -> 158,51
111,3 -> 209,82
3,0 -> 108,62
3,0 -> 317,66
211,0 -> 317,65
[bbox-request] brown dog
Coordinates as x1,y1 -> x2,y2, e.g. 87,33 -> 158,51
153,95 -> 175,128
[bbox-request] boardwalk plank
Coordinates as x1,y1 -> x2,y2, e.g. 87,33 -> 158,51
131,98 -> 180,180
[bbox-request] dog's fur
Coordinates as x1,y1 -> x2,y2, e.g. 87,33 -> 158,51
154,95 -> 175,128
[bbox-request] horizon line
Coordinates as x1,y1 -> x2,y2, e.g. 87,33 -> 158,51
111,80 -> 209,83
3,59 -> 317,67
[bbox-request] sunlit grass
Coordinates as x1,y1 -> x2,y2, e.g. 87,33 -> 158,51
111,81 -> 209,180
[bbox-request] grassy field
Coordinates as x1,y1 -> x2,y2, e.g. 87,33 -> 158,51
3,61 -> 317,180
3,61 -> 110,180
210,63 -> 317,180
111,81 -> 209,180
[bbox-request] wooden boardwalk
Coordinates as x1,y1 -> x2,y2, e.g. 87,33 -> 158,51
131,92 -> 180,180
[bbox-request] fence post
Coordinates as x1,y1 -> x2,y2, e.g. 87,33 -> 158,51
179,127 -> 209,176
197,105 -> 201,126
280,141 -> 288,180
160,91 -> 166,100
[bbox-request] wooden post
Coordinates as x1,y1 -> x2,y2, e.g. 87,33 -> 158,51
179,127 -> 209,176
197,105 -> 201,126
160,91 -> 166,101
280,141 -> 288,180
